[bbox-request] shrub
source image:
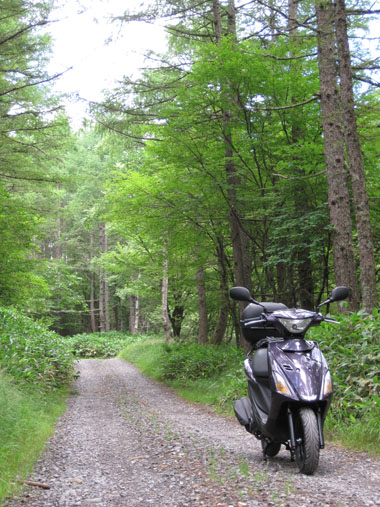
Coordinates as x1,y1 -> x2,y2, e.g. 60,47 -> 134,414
67,331 -> 145,358
310,311 -> 380,423
158,341 -> 244,382
0,307 -> 74,389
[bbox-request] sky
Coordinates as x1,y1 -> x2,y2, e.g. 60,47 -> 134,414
47,0 -> 167,127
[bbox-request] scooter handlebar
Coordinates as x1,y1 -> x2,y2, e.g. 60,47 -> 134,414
322,317 -> 340,324
242,318 -> 267,327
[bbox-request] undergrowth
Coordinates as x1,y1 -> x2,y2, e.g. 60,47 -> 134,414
310,311 -> 380,452
67,331 -> 145,358
0,307 -> 75,389
0,307 -> 75,501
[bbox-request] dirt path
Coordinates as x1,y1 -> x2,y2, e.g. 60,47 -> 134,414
7,359 -> 380,506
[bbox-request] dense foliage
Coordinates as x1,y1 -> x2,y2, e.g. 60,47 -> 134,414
0,307 -> 75,389
67,331 -> 145,358
0,306 -> 74,500
1,0 -> 380,342
310,314 -> 380,434
158,342 -> 244,382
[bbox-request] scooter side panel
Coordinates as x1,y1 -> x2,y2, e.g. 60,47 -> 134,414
269,341 -> 327,402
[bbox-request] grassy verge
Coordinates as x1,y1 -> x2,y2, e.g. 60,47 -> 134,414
0,307 -> 76,502
0,373 -> 68,500
119,332 -> 380,456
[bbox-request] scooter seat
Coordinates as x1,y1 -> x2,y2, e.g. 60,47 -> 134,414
251,348 -> 269,377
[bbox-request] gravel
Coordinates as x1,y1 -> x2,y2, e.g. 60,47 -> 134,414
6,358 -> 380,506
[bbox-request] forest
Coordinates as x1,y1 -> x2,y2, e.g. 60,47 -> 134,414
1,0 -> 380,345
1,1 -> 380,496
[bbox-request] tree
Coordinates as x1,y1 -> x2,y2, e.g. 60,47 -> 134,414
334,0 -> 377,312
315,0 -> 360,310
0,0 -> 71,312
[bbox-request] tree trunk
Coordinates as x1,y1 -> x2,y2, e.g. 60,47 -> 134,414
129,295 -> 136,334
134,292 -> 140,333
161,245 -> 171,341
89,232 -> 97,332
168,304 -> 185,338
98,223 -> 105,332
211,241 -> 229,345
104,229 -> 110,331
288,0 -> 315,310
196,265 -> 209,344
315,0 -> 359,310
334,0 -> 377,312
213,0 -> 252,307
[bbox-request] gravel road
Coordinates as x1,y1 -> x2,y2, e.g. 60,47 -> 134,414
7,358 -> 380,506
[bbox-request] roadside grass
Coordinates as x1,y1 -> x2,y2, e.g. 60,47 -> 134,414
0,373 -> 68,500
0,307 -> 75,502
119,339 -> 246,413
310,311 -> 380,454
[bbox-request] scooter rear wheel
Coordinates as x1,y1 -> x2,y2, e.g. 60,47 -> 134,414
294,407 -> 320,475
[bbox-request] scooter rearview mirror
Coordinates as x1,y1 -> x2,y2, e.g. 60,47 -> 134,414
229,287 -> 261,305
330,286 -> 349,302
317,286 -> 349,312
230,287 -> 252,302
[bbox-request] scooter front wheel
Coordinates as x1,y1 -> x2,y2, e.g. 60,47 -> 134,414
294,407 -> 319,475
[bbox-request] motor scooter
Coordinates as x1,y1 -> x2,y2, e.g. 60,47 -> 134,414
230,285 -> 349,475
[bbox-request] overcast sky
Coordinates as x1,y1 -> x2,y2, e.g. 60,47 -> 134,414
47,0 -> 167,127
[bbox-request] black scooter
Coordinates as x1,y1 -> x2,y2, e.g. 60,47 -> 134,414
230,285 -> 349,475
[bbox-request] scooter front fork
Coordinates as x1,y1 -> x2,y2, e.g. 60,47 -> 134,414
287,407 -> 297,461
316,407 -> 325,449
286,406 -> 325,460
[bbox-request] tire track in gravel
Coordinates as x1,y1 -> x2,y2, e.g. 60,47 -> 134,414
7,358 -> 380,506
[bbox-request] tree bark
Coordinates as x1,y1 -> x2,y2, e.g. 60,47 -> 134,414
128,272 -> 140,334
104,229 -> 110,331
168,304 -> 185,338
196,265 -> 209,344
315,0 -> 359,310
211,241 -> 230,345
334,0 -> 377,312
129,295 -> 136,334
89,231 -> 97,333
161,244 -> 171,341
98,223 -> 105,332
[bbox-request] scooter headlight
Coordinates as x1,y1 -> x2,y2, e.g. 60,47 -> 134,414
278,317 -> 313,333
